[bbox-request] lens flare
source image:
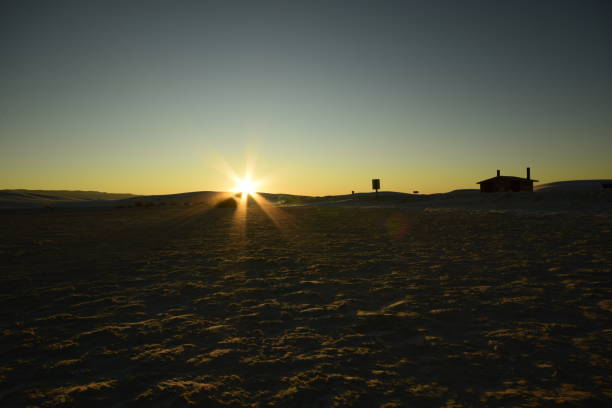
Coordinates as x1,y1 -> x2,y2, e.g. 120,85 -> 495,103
233,176 -> 257,195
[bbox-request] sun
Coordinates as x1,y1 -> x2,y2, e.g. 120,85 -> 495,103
233,176 -> 257,195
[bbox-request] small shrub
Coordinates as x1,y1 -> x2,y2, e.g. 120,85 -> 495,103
215,198 -> 237,208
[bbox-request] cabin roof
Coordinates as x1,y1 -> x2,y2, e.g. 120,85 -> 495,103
477,176 -> 539,184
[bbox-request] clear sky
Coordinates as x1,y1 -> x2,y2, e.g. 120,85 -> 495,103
1,0 -> 610,195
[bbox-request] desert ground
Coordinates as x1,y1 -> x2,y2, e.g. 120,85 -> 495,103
1,198 -> 611,407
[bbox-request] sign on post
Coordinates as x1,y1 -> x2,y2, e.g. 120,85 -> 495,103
372,179 -> 380,198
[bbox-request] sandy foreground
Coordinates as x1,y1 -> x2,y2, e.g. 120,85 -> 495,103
1,203 -> 611,407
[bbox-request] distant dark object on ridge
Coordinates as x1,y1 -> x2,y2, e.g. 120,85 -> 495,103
477,167 -> 537,193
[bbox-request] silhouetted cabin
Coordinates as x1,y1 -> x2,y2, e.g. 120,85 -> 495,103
477,167 -> 538,193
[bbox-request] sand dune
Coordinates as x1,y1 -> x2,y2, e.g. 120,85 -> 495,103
0,190 -> 138,209
536,180 -> 612,192
3,187 -> 611,215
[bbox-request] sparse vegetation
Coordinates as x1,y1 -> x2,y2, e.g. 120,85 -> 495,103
215,197 -> 238,208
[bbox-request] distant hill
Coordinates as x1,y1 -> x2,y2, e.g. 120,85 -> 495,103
2,183 -> 611,212
0,189 -> 418,209
0,190 -> 316,209
535,180 -> 612,192
0,190 -> 139,208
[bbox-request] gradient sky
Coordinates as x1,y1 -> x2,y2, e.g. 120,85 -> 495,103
1,0 -> 610,195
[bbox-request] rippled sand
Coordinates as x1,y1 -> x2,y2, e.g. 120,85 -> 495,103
1,204 -> 611,407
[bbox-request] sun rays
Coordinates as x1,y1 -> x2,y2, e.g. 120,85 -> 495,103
233,175 -> 257,196
218,156 -> 291,239
158,152 -> 291,240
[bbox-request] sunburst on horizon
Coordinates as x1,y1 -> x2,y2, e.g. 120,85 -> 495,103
219,159 -> 291,235
232,174 -> 258,196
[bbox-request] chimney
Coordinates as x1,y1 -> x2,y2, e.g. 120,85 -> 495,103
526,167 -> 531,180
497,170 -> 500,177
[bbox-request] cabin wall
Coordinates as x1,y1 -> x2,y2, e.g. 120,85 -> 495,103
480,179 -> 534,192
